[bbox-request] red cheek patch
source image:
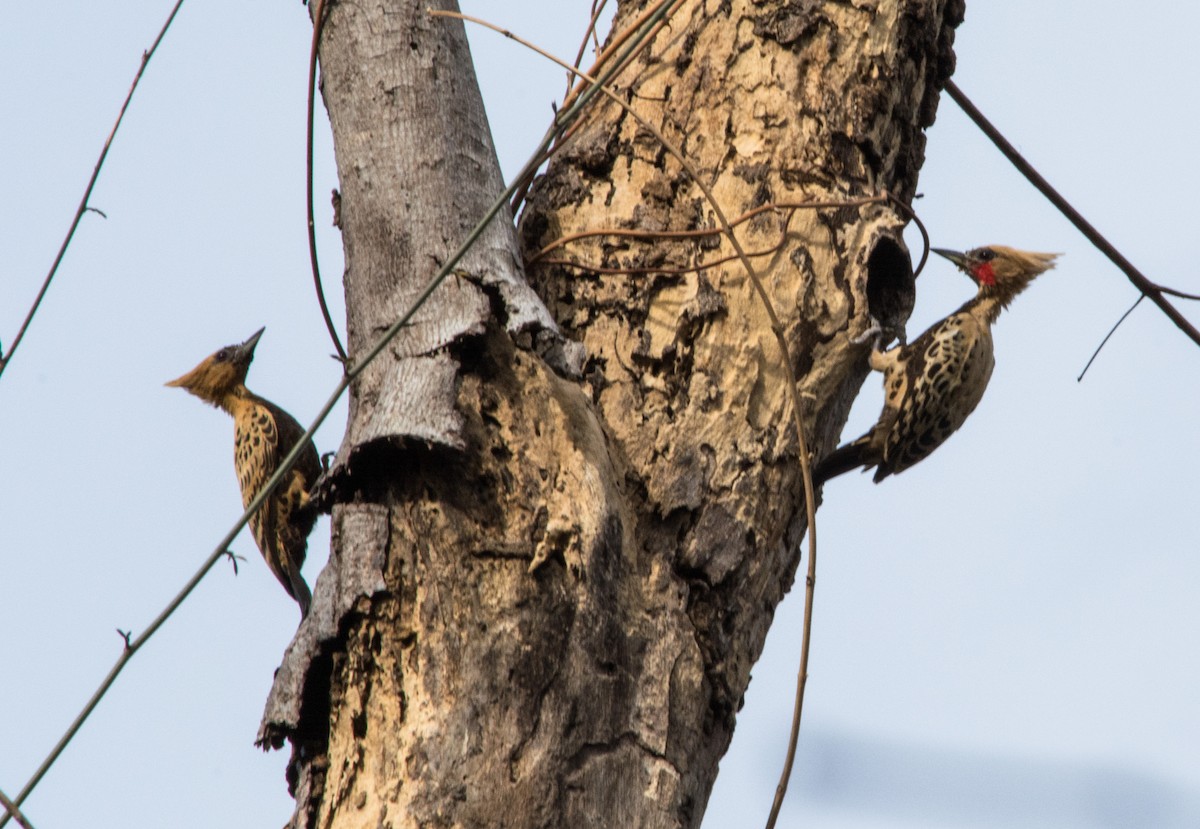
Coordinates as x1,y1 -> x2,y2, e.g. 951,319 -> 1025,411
974,262 -> 996,286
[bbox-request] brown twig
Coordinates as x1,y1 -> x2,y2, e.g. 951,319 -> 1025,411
593,8 -> 680,103
567,0 -> 683,112
535,250 -> 768,277
565,0 -> 611,102
306,0 -> 348,365
0,1 -> 185,382
587,0 -> 609,52
509,120 -> 580,217
508,0 -> 686,214
0,790 -> 34,829
530,195 -> 897,271
1158,285 -> 1200,301
945,80 -> 1200,349
887,193 -> 931,278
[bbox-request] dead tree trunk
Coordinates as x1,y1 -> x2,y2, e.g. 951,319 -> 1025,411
259,1 -> 962,826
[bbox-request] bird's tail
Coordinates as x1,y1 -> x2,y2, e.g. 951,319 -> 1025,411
812,439 -> 870,486
290,570 -> 313,619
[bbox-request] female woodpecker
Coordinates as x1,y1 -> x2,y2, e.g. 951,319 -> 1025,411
167,328 -> 320,616
814,245 -> 1059,485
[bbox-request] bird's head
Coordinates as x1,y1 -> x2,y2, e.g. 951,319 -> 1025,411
166,327 -> 264,408
933,245 -> 1059,307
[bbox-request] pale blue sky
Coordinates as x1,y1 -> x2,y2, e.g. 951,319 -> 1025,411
2,2 -> 1197,828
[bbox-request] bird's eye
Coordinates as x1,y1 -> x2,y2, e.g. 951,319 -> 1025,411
215,349 -> 230,362
976,248 -> 996,262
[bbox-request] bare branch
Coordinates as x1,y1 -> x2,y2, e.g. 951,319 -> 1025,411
1158,285 -> 1200,301
945,80 -> 1200,349
0,1 -> 185,382
0,789 -> 35,829
1077,294 -> 1146,382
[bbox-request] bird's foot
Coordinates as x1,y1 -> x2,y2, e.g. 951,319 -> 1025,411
851,316 -> 884,350
307,462 -> 336,515
222,548 -> 248,575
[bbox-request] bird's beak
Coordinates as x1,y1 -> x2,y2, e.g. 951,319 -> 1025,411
232,326 -> 265,363
164,327 -> 264,389
931,248 -> 969,270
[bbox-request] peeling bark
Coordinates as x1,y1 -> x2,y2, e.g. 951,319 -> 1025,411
260,1 -> 963,827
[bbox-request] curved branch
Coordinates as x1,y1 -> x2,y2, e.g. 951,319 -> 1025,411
305,0 -> 348,365
0,1 -> 185,382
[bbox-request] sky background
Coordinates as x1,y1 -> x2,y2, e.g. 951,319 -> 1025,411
2,2 -> 1198,827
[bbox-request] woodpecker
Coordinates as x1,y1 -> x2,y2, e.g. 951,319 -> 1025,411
814,245 -> 1059,485
167,328 -> 320,616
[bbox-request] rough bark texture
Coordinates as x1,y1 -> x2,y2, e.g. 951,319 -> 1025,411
259,1 -> 963,827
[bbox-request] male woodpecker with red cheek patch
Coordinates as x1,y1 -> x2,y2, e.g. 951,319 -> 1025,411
814,245 -> 1059,485
167,328 -> 321,617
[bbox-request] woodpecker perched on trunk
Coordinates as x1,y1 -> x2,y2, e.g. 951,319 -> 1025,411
814,245 -> 1059,485
167,328 -> 320,617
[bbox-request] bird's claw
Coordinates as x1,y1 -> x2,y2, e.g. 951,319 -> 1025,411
307,463 -> 336,514
852,316 -> 884,349
222,549 -> 247,575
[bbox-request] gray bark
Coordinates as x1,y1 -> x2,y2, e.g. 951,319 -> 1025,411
259,1 -> 963,826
